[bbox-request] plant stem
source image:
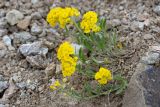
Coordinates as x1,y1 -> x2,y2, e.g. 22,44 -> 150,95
71,18 -> 86,37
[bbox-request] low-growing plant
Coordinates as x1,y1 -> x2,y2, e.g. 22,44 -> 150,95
47,7 -> 127,100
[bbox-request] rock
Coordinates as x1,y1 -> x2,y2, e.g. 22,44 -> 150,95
0,18 -> 7,28
141,52 -> 159,65
137,13 -> 149,21
0,41 -> 6,50
0,81 -> 9,93
31,0 -> 39,4
2,35 -> 12,46
38,30 -> 46,37
0,0 -> 5,8
18,41 -> 48,57
0,104 -> 5,107
123,45 -> 160,107
0,29 -> 7,37
16,82 -> 27,89
6,10 -> 24,25
122,63 -> 148,107
0,50 -> 6,59
55,64 -> 61,74
0,9 -> 6,18
45,62 -> 55,77
153,5 -> 160,16
31,12 -> 42,20
138,22 -> 145,31
112,19 -> 121,27
150,45 -> 160,53
8,46 -> 15,51
119,6 -> 124,11
71,43 -> 83,55
43,40 -> 54,50
0,75 -> 4,81
151,26 -> 160,33
14,32 -> 33,43
144,19 -> 150,27
26,55 -> 47,69
0,79 -> 18,104
123,64 -> 160,107
17,16 -> 31,30
143,34 -> 154,40
12,73 -> 22,83
31,23 -> 42,35
130,21 -> 144,31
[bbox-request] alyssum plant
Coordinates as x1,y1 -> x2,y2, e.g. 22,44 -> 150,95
47,7 -> 127,100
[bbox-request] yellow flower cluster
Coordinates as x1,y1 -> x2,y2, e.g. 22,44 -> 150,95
57,42 -> 78,77
80,11 -> 101,33
50,80 -> 61,90
95,67 -> 112,84
57,42 -> 74,61
47,7 -> 80,28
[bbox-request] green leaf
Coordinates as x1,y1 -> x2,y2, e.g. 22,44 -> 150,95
78,48 -> 86,62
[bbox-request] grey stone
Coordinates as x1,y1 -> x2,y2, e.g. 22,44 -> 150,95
153,5 -> 160,16
2,35 -> 12,46
31,0 -> 39,4
123,63 -> 160,107
45,62 -> 55,77
26,55 -> 47,69
0,9 -> 6,18
112,19 -> 121,27
0,50 -> 6,59
0,75 -> 4,81
123,63 -> 148,107
130,21 -> 145,31
0,29 -> 7,37
0,81 -> 9,93
123,45 -> 160,107
143,34 -> 154,40
0,104 -> 5,107
141,52 -> 159,64
18,41 -> 48,57
6,10 -> 24,25
12,74 -> 22,83
31,23 -> 42,35
31,12 -> 42,20
151,26 -> 160,33
138,22 -> 145,31
0,18 -> 7,28
14,32 -> 33,43
16,82 -> 27,89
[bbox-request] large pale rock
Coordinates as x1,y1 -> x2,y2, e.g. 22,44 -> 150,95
18,41 -> 48,57
154,5 -> 160,16
6,10 -> 24,25
123,45 -> 160,107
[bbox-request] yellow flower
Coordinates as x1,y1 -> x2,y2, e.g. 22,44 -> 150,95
57,42 -> 78,77
57,42 -> 74,61
47,7 -> 80,28
50,80 -> 61,90
61,56 -> 78,77
46,7 -> 63,27
95,67 -> 112,84
80,11 -> 100,33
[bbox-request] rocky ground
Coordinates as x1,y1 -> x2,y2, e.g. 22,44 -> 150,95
0,0 -> 160,107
